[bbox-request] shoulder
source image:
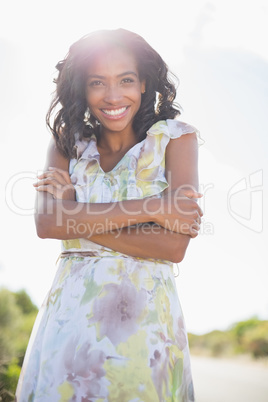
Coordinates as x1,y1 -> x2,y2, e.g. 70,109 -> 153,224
163,120 -> 201,191
166,119 -> 198,139
44,137 -> 70,170
147,119 -> 203,144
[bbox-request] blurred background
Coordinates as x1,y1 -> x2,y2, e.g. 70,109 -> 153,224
1,0 -> 268,400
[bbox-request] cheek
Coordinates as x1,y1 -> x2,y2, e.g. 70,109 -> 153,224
135,92 -> 142,111
85,92 -> 92,107
131,88 -> 142,105
86,90 -> 100,108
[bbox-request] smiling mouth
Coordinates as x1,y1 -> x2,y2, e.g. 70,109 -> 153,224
101,107 -> 128,116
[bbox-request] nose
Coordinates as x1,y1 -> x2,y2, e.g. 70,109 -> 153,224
104,84 -> 123,104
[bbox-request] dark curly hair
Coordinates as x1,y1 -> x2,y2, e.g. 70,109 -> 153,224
46,28 -> 181,158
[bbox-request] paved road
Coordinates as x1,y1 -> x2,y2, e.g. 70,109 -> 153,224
191,355 -> 268,402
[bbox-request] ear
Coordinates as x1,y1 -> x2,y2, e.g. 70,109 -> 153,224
141,80 -> 146,94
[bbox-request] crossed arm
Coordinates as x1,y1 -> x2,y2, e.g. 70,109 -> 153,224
34,132 -> 203,263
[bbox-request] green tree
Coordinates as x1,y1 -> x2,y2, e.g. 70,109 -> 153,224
231,317 -> 260,345
231,318 -> 268,358
13,290 -> 38,315
0,288 -> 38,401
0,289 -> 22,363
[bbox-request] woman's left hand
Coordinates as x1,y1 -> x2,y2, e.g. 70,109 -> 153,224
33,167 -> 76,200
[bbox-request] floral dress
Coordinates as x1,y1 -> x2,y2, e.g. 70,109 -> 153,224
16,119 -> 200,402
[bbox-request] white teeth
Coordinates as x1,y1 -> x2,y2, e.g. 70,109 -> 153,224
102,107 -> 127,116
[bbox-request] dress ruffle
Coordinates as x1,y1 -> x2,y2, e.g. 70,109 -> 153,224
136,119 -> 202,184
70,119 -> 202,198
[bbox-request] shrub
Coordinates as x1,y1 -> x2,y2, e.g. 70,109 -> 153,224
0,288 -> 38,400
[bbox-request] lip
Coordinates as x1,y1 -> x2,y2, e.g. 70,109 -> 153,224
100,106 -> 130,120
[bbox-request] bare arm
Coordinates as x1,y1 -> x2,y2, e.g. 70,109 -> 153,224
164,131 -> 200,195
34,137 -> 202,246
161,130 -> 202,259
89,224 -> 191,263
34,139 -> 153,239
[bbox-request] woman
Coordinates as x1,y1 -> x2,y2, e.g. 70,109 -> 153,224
16,29 -> 203,401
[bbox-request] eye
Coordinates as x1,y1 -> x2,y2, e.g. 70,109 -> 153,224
89,80 -> 104,87
121,77 -> 134,84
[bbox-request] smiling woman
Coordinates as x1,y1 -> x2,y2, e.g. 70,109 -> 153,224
16,28 -> 203,401
46,29 -> 181,159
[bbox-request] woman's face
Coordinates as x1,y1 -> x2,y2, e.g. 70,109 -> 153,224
85,46 -> 145,135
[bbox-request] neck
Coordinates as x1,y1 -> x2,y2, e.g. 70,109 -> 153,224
97,126 -> 137,153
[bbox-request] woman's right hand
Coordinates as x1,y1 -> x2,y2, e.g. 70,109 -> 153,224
153,188 -> 203,238
33,167 -> 76,201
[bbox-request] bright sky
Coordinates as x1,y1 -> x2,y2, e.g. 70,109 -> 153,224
1,0 -> 267,334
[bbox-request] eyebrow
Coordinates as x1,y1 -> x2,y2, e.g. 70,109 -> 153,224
118,71 -> 138,78
87,71 -> 138,79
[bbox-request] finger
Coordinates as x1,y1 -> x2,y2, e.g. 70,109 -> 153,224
191,222 -> 200,232
38,171 -> 68,186
33,177 -> 61,188
196,204 -> 203,217
37,168 -> 71,185
186,223 -> 199,237
36,172 -> 60,184
196,216 -> 202,225
36,172 -> 50,180
48,167 -> 71,183
33,177 -> 50,187
183,189 -> 203,199
34,184 -> 58,197
192,210 -> 203,224
49,170 -> 69,185
189,230 -> 199,238
173,198 -> 197,215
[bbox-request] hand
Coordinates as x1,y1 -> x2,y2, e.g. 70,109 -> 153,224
178,188 -> 203,201
33,167 -> 76,200
155,188 -> 203,238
